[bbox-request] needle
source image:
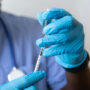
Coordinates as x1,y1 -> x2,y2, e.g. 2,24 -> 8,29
34,20 -> 47,72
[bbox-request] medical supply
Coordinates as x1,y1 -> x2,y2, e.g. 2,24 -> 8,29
36,8 -> 87,69
8,67 -> 25,81
0,71 -> 46,90
34,20 -> 47,72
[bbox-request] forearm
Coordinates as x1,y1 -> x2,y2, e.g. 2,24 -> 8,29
62,57 -> 90,90
62,66 -> 90,90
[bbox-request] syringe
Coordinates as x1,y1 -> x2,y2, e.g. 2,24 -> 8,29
34,20 -> 47,72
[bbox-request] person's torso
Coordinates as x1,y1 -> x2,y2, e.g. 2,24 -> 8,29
0,12 -> 67,90
0,12 -> 48,90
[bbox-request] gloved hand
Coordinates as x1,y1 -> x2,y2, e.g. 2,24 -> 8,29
36,8 -> 87,69
0,71 -> 46,90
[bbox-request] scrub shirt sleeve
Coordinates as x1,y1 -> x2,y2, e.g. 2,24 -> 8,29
47,57 -> 67,90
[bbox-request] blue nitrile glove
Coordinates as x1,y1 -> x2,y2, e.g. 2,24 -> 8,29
36,8 -> 87,69
0,71 -> 46,90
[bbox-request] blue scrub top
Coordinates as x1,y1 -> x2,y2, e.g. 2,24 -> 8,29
0,12 -> 67,90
